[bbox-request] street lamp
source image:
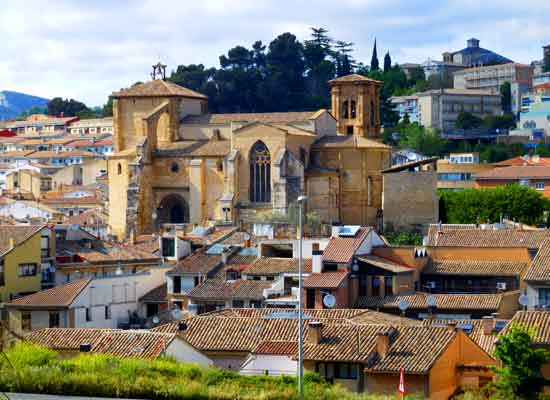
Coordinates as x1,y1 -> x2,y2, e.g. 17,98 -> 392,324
296,194 -> 307,400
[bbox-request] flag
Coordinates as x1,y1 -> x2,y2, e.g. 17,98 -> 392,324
398,368 -> 406,395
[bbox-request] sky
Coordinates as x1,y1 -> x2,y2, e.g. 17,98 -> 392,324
1,0 -> 549,106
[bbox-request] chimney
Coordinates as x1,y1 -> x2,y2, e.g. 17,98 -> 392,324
482,315 -> 495,336
221,248 -> 230,265
312,250 -> 323,273
8,237 -> 16,250
376,332 -> 390,358
307,321 -> 323,345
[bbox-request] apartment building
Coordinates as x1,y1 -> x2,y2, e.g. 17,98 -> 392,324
417,89 -> 501,132
437,152 -> 494,190
68,117 -> 113,136
454,63 -> 534,94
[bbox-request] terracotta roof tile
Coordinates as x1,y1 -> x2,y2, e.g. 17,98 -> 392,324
154,140 -> 230,157
253,340 -> 298,355
475,165 -> 550,180
168,251 -> 222,274
139,283 -> 167,303
424,260 -> 529,276
181,111 -> 323,125
492,156 -> 550,167
357,255 -> 413,274
113,80 -> 207,99
426,225 -> 548,248
524,238 -> 550,282
26,328 -> 118,350
328,74 -> 382,84
505,311 -> 550,345
0,224 -> 45,254
188,279 -> 272,301
312,135 -> 390,149
303,271 -> 348,289
357,292 -> 503,312
322,227 -> 371,263
245,258 -> 312,276
8,278 -> 91,308
205,308 -> 367,320
56,240 -> 159,265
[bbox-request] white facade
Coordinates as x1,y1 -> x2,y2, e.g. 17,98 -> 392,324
240,354 -> 297,376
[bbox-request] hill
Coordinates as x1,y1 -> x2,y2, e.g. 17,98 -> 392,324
0,90 -> 49,120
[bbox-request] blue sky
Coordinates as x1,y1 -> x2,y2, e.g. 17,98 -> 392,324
1,0 -> 549,105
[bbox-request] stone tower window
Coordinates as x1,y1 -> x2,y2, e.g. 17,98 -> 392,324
171,162 -> 180,173
249,141 -> 271,203
350,100 -> 357,119
117,163 -> 122,175
342,100 -> 349,119
367,176 -> 373,206
370,101 -> 375,126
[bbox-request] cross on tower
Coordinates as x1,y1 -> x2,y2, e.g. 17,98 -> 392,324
151,62 -> 167,80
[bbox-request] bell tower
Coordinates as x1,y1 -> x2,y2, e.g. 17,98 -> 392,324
329,74 -> 382,139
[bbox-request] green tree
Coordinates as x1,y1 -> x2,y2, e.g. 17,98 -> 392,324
500,82 -> 512,113
492,324 -> 549,399
398,123 -> 446,156
483,114 -> 516,131
383,52 -> 391,73
455,111 -> 483,129
47,97 -> 91,117
370,38 -> 379,71
102,96 -> 113,117
439,185 -> 550,225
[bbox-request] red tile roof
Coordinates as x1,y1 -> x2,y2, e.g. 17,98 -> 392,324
524,238 -> 550,282
322,227 -> 371,263
475,165 -> 550,180
113,80 -> 207,100
244,257 -> 312,276
253,340 -> 298,355
7,278 -> 91,308
303,271 -> 348,289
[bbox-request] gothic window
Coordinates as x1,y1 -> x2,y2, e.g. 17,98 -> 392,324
350,100 -> 357,119
370,101 -> 375,126
367,176 -> 373,206
171,162 -> 179,173
117,163 -> 122,175
249,141 -> 271,203
342,100 -> 349,119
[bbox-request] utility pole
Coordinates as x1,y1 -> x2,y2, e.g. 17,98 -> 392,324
297,195 -> 307,400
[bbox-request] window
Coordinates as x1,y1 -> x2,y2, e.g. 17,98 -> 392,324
0,259 -> 4,287
317,362 -> 358,380
367,176 -> 373,207
41,235 -> 50,258
216,159 -> 224,172
49,312 -> 60,328
21,312 -> 31,331
536,182 -> 545,191
249,141 -> 271,203
171,162 -> 179,173
342,100 -> 349,119
346,125 -> 354,135
350,100 -> 357,119
370,101 -> 375,126
117,163 -> 122,175
173,276 -> 182,294
372,276 -> 381,297
18,263 -> 37,277
105,305 -> 111,320
384,276 -> 393,295
232,300 -> 244,308
539,288 -> 550,307
226,270 -> 240,281
519,179 -> 531,187
85,308 -> 92,322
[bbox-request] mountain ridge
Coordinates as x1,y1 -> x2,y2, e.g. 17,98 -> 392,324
0,90 -> 49,120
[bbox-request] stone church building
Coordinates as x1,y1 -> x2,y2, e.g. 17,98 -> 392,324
107,73 -> 391,239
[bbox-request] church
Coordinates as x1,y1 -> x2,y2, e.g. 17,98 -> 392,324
107,69 -> 391,239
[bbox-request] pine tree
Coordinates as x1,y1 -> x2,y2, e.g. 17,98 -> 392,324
383,51 -> 391,73
339,55 -> 352,77
370,38 -> 379,71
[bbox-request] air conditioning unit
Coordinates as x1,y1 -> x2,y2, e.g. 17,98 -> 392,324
496,282 -> 507,291
425,281 -> 436,289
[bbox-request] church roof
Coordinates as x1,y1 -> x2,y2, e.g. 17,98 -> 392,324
328,74 -> 382,84
312,135 -> 390,150
181,110 -> 327,125
112,80 -> 207,100
154,140 -> 231,157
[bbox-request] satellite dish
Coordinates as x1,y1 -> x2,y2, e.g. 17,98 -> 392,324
427,295 -> 437,308
152,316 -> 160,325
352,260 -> 359,272
323,294 -> 336,309
398,300 -> 410,312
518,294 -> 529,307
171,307 -> 182,320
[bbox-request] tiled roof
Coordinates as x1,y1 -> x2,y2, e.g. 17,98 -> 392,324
8,278 -> 91,308
26,328 -> 174,359
181,111 -> 323,125
253,340 -> 298,355
139,283 -> 167,303
349,310 -> 421,326
207,308 -> 367,320
357,255 -> 412,274
312,135 -> 390,149
29,150 -> 98,158
112,80 -> 207,99
426,224 -> 548,248
492,156 -> 550,167
168,251 -> 222,274
154,140 -> 230,157
506,311 -> 550,345
366,326 -> 457,373
244,258 -> 312,276
524,238 -> 550,282
424,260 -> 529,276
328,74 -> 382,84
64,209 -> 107,226
303,271 -> 348,288
322,227 -> 371,263
475,165 -> 550,180
0,224 -> 45,254
188,279 -> 272,301
56,240 -> 159,265
357,292 -> 503,311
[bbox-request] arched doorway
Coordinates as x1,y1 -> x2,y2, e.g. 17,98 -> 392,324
158,194 -> 189,224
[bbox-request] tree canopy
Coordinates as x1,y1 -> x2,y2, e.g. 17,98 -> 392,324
439,185 -> 550,226
47,97 -> 96,118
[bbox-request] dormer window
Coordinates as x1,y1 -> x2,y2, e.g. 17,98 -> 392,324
226,269 -> 240,281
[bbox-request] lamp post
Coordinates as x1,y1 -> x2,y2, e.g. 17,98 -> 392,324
296,195 -> 307,400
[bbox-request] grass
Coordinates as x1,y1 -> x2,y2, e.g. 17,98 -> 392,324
0,342 -> 408,399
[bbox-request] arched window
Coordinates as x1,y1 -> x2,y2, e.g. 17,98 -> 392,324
350,100 -> 357,119
370,101 -> 375,126
117,163 -> 122,175
342,100 -> 349,119
171,162 -> 179,173
367,176 -> 373,206
249,141 -> 271,203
